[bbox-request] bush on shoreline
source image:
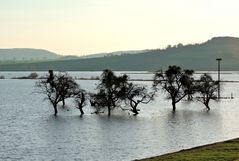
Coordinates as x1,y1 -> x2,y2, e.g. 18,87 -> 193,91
12,72 -> 38,79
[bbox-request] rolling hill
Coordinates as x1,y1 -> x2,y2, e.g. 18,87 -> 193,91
0,37 -> 239,71
0,48 -> 61,61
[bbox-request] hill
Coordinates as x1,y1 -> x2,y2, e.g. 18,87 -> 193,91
78,50 -> 147,59
0,48 -> 60,61
0,37 -> 239,71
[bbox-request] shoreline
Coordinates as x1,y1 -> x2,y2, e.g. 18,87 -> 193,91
136,138 -> 239,161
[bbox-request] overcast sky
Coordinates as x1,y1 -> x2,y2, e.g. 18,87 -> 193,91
0,0 -> 238,55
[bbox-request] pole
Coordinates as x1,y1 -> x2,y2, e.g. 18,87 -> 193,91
216,58 -> 222,99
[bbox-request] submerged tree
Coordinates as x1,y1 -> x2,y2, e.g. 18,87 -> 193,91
90,69 -> 129,116
90,90 -> 109,114
57,73 -> 78,106
36,79 -> 61,116
74,88 -> 87,115
153,65 -> 195,112
195,74 -> 219,111
36,72 -> 79,115
182,71 -> 196,101
125,83 -> 154,115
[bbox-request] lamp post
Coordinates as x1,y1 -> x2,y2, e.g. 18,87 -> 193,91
216,58 -> 222,99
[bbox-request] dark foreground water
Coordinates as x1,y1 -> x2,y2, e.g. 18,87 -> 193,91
0,72 -> 239,161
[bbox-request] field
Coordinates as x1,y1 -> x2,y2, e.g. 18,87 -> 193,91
139,138 -> 239,161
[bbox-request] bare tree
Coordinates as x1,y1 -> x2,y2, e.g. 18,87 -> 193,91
125,83 -> 154,115
36,72 -> 79,115
195,74 -> 219,111
36,79 -> 62,116
74,89 -> 87,115
153,65 -> 194,112
57,73 -> 78,106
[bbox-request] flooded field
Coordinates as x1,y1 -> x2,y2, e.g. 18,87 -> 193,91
0,71 -> 239,161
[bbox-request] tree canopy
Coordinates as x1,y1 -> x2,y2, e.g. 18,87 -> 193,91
36,71 -> 79,115
153,65 -> 195,111
90,69 -> 129,116
195,74 -> 219,110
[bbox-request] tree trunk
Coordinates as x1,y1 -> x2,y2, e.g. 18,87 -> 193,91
205,103 -> 210,111
172,98 -> 176,112
132,107 -> 139,115
131,103 -> 139,115
62,99 -> 65,106
79,107 -> 84,115
107,106 -> 111,116
53,104 -> 58,116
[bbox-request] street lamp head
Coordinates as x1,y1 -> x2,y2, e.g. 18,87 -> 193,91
216,58 -> 222,61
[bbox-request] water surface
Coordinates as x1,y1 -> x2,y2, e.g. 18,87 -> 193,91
0,72 -> 239,161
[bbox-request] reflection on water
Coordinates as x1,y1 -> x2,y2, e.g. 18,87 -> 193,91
0,72 -> 239,161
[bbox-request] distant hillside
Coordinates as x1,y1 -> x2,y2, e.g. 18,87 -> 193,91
78,50 -> 148,59
1,37 -> 239,71
59,55 -> 80,60
0,48 -> 60,61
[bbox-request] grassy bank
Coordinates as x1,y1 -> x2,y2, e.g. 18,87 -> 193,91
138,138 -> 239,161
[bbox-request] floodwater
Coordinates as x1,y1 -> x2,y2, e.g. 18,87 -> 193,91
0,71 -> 239,161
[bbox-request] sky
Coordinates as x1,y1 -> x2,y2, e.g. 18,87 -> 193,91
0,0 -> 239,55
